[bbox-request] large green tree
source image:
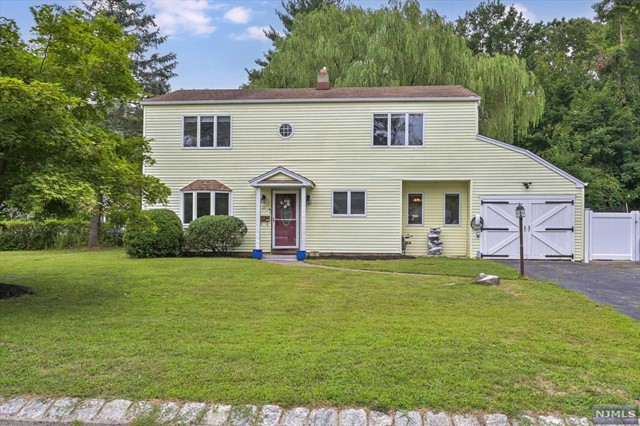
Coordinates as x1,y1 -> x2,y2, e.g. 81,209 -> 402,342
82,0 -> 177,137
248,1 -> 543,143
0,6 -> 169,246
455,0 -> 539,58
246,0 -> 344,86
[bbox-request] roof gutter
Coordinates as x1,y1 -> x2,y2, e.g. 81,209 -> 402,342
141,96 -> 481,106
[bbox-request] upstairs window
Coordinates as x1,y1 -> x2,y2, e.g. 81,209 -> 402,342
182,191 -> 231,225
183,116 -> 231,148
373,113 -> 423,146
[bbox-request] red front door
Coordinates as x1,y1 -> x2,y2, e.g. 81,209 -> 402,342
273,193 -> 298,248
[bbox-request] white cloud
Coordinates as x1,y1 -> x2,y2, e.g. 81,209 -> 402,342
230,26 -> 270,41
512,3 -> 536,21
224,6 -> 253,24
153,0 -> 217,36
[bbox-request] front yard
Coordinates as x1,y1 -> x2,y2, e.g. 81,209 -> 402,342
0,250 -> 638,416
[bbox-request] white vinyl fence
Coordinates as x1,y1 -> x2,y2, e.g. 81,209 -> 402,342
584,210 -> 640,262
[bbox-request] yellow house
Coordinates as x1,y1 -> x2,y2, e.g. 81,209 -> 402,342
142,74 -> 586,261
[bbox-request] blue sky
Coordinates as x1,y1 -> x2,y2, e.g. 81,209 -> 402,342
1,0 -> 596,90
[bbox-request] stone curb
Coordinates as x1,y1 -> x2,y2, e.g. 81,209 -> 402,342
0,395 -> 594,426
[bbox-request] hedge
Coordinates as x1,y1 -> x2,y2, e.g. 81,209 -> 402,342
0,219 -> 90,250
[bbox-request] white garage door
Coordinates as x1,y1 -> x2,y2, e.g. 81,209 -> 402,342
480,196 -> 575,260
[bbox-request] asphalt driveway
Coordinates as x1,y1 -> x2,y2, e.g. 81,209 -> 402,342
497,260 -> 640,320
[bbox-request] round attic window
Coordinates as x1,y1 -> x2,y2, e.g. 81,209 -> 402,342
278,123 -> 294,139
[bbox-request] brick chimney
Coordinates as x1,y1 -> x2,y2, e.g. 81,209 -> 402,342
316,67 -> 329,90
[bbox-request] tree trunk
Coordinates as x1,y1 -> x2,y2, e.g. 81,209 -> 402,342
88,195 -> 103,248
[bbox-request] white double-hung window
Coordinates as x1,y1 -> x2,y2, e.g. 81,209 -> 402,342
373,113 -> 424,146
183,116 -> 231,148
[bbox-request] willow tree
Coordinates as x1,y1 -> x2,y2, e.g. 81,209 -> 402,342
248,0 -> 543,142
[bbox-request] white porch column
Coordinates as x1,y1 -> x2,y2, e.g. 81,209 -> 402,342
255,187 -> 261,250
300,186 -> 307,252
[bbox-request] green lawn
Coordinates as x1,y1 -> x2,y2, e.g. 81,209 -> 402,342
0,250 -> 639,416
306,257 -> 521,278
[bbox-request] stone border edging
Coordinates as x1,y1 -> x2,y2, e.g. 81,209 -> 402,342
0,395 -> 594,426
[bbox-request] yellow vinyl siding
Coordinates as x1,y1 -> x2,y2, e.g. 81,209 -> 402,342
144,99 -> 584,259
402,181 -> 469,257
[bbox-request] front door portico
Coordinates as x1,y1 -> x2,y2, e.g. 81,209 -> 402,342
249,166 -> 315,260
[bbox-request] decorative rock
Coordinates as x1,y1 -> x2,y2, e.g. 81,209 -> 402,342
284,407 -> 310,426
341,409 -> 367,426
370,411 -> 392,426
230,405 -> 258,426
261,405 -> 283,426
93,399 -> 132,424
0,397 -> 30,419
176,401 -> 207,424
158,401 -> 183,423
484,414 -> 509,426
43,397 -> 80,422
512,415 -> 538,426
452,414 -> 480,426
565,417 -> 590,426
15,397 -> 54,420
124,401 -> 156,423
311,408 -> 337,426
202,404 -> 232,426
396,411 -> 423,426
71,398 -> 106,423
474,273 -> 501,285
426,412 -> 452,426
539,416 -> 564,426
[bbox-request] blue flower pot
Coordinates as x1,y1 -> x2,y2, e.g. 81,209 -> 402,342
296,250 -> 307,261
252,249 -> 263,260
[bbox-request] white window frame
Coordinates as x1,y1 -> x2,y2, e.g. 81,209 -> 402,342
444,193 -> 461,227
180,191 -> 234,226
371,113 -> 424,147
277,123 -> 295,139
407,192 -> 424,226
181,115 -> 233,149
331,190 -> 367,217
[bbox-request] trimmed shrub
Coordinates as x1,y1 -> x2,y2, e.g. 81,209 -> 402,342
0,219 -> 90,251
185,215 -> 247,255
124,214 -> 157,258
145,209 -> 183,257
124,209 -> 183,258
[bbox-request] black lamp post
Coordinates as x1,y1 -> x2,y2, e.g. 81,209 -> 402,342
515,203 -> 526,278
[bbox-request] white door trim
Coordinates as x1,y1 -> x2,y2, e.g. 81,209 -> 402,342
271,190 -> 300,249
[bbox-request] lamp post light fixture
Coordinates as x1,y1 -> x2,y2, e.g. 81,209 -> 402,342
515,203 -> 526,278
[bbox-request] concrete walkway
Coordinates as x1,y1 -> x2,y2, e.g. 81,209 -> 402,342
0,395 -> 593,426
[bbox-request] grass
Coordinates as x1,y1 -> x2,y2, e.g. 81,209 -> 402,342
306,257 -> 521,279
0,250 -> 639,416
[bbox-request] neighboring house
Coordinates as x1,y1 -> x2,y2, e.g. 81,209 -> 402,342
142,71 -> 586,260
